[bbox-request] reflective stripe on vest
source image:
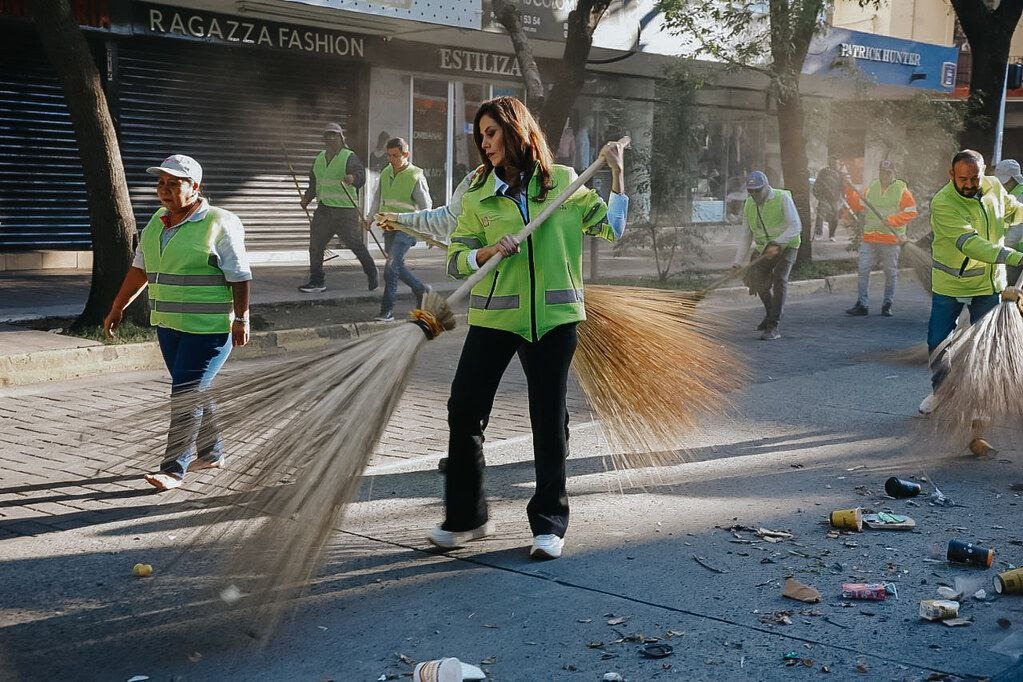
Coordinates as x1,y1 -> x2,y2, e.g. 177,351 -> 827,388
140,207 -> 234,334
314,148 -> 356,208
743,190 -> 800,251
379,163 -> 424,214
545,288 -> 584,304
931,259 -> 985,278
469,294 -> 520,310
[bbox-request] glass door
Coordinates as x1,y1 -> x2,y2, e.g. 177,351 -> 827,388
411,77 -> 450,207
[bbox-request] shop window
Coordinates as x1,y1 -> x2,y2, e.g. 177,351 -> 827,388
453,82 -> 488,184
412,77 -> 450,207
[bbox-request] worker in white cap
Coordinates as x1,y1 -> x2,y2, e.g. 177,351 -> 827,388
995,159 -> 1023,284
731,170 -> 802,340
298,122 -> 377,293
103,154 -> 252,491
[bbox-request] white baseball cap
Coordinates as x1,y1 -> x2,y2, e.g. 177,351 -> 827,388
994,159 -> 1023,185
146,154 -> 202,184
323,122 -> 344,134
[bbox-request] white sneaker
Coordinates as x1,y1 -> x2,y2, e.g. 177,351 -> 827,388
918,392 -> 938,415
427,521 -> 495,549
373,312 -> 394,322
530,534 -> 564,560
144,472 -> 183,491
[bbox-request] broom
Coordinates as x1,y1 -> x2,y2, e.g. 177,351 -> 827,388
845,180 -> 931,292
928,276 -> 1023,440
118,140 -> 743,635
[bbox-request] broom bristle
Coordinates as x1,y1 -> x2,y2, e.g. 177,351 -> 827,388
573,285 -> 745,469
902,242 -> 931,293
930,299 -> 1023,438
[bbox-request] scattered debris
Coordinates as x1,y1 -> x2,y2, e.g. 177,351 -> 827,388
862,512 -> 916,530
942,618 -> 972,627
577,618 -> 593,624
220,584 -> 242,604
587,642 -> 605,649
606,616 -> 629,626
830,508 -> 863,532
947,539 -> 994,567
856,663 -> 869,674
127,677 -> 149,682
759,611 -> 793,626
188,652 -> 202,663
665,630 -> 685,638
884,477 -> 922,498
482,624 -> 498,629
757,528 -> 793,541
999,618 -> 1012,629
131,563 -> 153,578
822,616 -> 849,629
841,583 -> 894,601
603,674 -> 624,682
480,657 -> 496,665
563,664 -> 577,672
692,555 -> 727,573
919,600 -> 960,621
397,653 -> 415,665
996,567 -> 1023,594
640,644 -> 673,659
782,578 -> 822,604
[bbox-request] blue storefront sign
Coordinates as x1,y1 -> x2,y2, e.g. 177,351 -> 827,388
803,27 -> 958,93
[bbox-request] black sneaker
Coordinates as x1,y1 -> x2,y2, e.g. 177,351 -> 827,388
761,327 -> 781,341
881,303 -> 894,317
373,311 -> 394,322
298,282 -> 326,293
756,316 -> 770,331
845,303 -> 868,316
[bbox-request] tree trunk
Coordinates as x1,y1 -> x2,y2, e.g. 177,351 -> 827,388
951,0 -> 1023,158
775,89 -> 813,267
28,0 -> 139,331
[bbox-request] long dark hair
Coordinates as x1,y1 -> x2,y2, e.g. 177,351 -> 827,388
471,96 -> 555,201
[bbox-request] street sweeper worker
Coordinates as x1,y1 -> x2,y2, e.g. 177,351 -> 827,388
995,159 -> 1023,285
920,150 -> 1023,455
845,160 -> 918,318
375,165 -> 485,244
298,122 -> 377,294
102,154 -> 252,491
366,137 -> 432,322
428,96 -> 628,561
731,171 -> 801,341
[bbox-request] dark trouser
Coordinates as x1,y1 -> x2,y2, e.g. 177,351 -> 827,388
814,203 -> 837,238
156,327 -> 232,477
1008,264 -> 1023,289
927,293 -> 999,390
381,231 -> 425,314
308,205 -> 377,286
444,323 -> 578,538
746,247 -> 797,329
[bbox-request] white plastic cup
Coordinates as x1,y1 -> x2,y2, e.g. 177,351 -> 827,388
413,657 -> 463,682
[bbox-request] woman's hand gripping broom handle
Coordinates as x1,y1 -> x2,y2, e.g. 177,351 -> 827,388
446,137 -> 631,309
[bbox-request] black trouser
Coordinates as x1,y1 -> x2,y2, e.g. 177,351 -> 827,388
308,205 -> 377,286
444,323 -> 578,538
746,247 -> 797,328
814,202 -> 837,238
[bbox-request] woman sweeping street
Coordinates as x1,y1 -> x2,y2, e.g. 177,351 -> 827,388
428,97 -> 628,560
103,154 -> 252,491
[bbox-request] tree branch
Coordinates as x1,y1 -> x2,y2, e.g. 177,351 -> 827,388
492,0 -> 546,109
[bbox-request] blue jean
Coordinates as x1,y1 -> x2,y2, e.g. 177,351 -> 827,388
156,327 -> 232,477
927,293 -> 999,390
380,231 -> 425,314
857,241 -> 900,307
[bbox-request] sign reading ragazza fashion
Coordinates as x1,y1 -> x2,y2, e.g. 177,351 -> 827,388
838,42 -> 922,67
134,3 -> 368,57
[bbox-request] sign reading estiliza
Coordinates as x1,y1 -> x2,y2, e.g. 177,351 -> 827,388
140,4 -> 365,57
838,42 -> 922,67
439,48 -> 522,77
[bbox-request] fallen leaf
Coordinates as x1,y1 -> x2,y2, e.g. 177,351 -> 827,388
758,528 -> 793,540
563,664 -> 578,671
607,616 -> 628,626
587,641 -> 605,648
481,657 -> 497,665
856,663 -> 869,673
782,577 -> 822,604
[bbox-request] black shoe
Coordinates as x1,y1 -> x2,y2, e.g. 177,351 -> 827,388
756,316 -> 770,331
845,303 -> 868,316
298,282 -> 326,293
761,327 -> 781,341
881,304 -> 894,317
438,457 -> 447,472
368,271 -> 379,291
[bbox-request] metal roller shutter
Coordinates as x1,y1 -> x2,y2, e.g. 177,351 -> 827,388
0,31 -> 91,250
118,38 -> 363,251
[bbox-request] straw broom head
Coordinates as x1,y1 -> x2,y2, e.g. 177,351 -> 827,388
901,241 -> 932,293
573,285 -> 745,468
930,290 -> 1023,438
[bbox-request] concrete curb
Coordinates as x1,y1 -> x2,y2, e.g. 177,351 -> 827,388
0,317 -> 417,388
1,269 -> 918,387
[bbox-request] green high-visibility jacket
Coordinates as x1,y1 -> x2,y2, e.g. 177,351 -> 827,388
314,148 -> 356,208
930,175 -> 1023,297
862,179 -> 911,243
379,163 -> 424,213
447,164 -> 617,342
743,189 -> 801,252
140,207 -> 235,334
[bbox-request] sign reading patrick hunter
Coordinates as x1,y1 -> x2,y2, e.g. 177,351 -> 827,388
133,3 -> 369,58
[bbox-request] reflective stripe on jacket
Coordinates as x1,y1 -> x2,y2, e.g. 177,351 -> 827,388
379,163 -> 424,214
314,148 -> 356,208
447,163 -> 618,342
743,189 -> 800,252
930,175 -> 1023,297
140,207 -> 235,334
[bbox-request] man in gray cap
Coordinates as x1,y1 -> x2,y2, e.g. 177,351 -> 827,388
298,122 -> 376,293
731,170 -> 802,340
995,159 -> 1023,285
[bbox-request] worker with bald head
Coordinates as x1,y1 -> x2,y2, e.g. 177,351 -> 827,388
920,149 -> 1023,456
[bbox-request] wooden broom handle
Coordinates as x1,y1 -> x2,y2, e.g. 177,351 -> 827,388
447,137 -> 630,308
